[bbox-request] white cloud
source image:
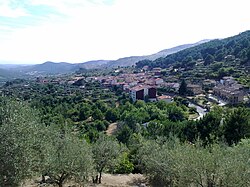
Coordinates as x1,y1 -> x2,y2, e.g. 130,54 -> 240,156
30,0 -> 94,16
0,0 -> 250,64
0,1 -> 28,18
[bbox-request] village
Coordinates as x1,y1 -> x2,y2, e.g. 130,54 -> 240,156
31,64 -> 249,108
79,67 -> 248,108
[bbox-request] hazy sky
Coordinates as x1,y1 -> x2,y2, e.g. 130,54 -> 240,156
0,0 -> 249,64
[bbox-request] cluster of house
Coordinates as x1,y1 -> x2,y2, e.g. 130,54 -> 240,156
187,77 -> 246,104
85,66 -> 247,104
87,68 -> 177,102
213,77 -> 245,104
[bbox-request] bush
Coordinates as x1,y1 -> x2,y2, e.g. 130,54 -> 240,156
114,152 -> 134,174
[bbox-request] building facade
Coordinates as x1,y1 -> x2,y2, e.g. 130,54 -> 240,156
130,85 -> 157,102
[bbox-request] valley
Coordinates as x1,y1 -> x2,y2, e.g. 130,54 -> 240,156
0,31 -> 250,187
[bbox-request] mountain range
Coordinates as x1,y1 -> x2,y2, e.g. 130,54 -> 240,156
0,39 -> 210,77
81,39 -> 211,69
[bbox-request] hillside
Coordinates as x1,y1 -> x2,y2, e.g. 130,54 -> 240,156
146,39 -> 211,61
102,40 -> 211,68
17,61 -> 79,75
138,31 -> 250,68
136,31 -> 250,86
79,60 -> 111,69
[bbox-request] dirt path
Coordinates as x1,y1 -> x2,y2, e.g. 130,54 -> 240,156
23,174 -> 148,187
89,174 -> 148,187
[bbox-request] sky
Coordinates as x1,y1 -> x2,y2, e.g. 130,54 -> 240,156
0,0 -> 250,64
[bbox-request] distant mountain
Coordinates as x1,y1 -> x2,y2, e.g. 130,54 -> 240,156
18,61 -> 79,75
0,64 -> 27,70
0,39 -> 211,76
79,60 -> 110,69
100,40 -> 211,68
146,39 -> 211,61
103,56 -> 146,68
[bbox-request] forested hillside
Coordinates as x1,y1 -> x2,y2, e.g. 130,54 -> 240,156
136,31 -> 250,86
137,31 -> 250,68
101,40 -> 210,68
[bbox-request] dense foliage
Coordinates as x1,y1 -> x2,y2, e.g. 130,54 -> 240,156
0,81 -> 250,186
0,99 -> 42,186
139,138 -> 250,187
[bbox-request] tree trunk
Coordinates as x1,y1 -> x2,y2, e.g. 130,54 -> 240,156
41,175 -> 46,183
57,180 -> 63,187
92,175 -> 98,183
207,179 -> 215,187
57,173 -> 68,187
98,172 -> 102,184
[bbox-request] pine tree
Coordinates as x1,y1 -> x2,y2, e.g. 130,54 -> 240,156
179,79 -> 187,96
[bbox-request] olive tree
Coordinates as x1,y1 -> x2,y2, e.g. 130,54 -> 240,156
92,134 -> 123,183
139,137 -> 250,187
0,99 -> 43,186
0,98 -> 94,187
42,125 -> 94,187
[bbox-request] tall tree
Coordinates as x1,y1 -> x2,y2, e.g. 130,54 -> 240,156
179,79 -> 187,96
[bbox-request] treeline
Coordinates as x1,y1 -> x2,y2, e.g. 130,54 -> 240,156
136,30 -> 250,69
1,98 -> 250,187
